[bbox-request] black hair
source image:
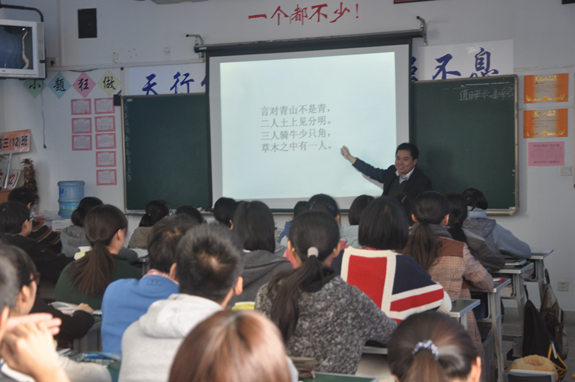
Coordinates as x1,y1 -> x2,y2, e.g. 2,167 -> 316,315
213,197 -> 238,228
139,200 -> 170,227
175,205 -> 205,225
147,215 -> 200,273
268,210 -> 340,343
0,244 -> 38,291
308,194 -> 339,219
0,244 -> 27,310
348,195 -> 375,226
405,192 -> 449,271
0,201 -> 30,234
176,224 -> 244,303
445,192 -> 468,244
389,311 -> 478,382
68,205 -> 127,296
462,188 -> 489,211
7,187 -> 37,207
71,197 -> 103,227
358,197 -> 409,251
293,201 -> 308,218
393,193 -> 414,226
396,143 -> 419,160
232,201 -> 275,253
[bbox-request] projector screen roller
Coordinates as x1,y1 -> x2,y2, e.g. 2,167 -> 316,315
209,44 -> 410,210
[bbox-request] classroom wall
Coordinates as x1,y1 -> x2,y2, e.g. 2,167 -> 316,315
1,0 -> 575,309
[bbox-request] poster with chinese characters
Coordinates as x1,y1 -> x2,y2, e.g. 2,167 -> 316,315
524,74 -> 569,103
0,130 -> 31,154
94,98 -> 114,114
412,40 -> 513,81
95,116 -> 115,132
96,151 -> 116,167
126,64 -> 205,95
247,3 -> 359,25
72,118 -> 92,134
71,99 -> 91,115
96,133 -> 116,149
97,169 -> 117,185
524,109 -> 568,138
72,135 -> 92,151
528,142 -> 564,166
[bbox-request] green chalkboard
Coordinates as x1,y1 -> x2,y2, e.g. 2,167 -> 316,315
122,93 -> 211,212
411,75 -> 518,212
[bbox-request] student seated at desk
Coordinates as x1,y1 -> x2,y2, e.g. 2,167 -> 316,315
0,250 -> 70,382
0,201 -> 72,283
128,200 -> 169,249
339,194 -> 374,248
340,197 -> 451,322
277,200 -> 307,247
0,243 -> 110,382
256,210 -> 398,375
119,225 -> 244,382
445,192 -> 505,271
229,201 -> 293,306
388,311 -> 481,382
403,192 -> 493,351
174,205 -> 205,225
212,197 -> 238,228
462,188 -> 532,259
55,205 -> 142,310
101,214 -> 198,354
60,197 -> 138,263
8,187 -> 62,254
169,310 -> 296,382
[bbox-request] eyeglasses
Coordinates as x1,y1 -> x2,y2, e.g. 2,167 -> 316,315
28,215 -> 34,221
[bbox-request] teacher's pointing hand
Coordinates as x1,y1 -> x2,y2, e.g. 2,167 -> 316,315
340,146 -> 356,164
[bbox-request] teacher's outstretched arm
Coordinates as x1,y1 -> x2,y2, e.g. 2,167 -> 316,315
340,146 -> 357,164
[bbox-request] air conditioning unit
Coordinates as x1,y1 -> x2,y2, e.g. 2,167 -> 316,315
150,0 -> 208,4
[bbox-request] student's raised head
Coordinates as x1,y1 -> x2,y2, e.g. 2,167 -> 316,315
169,310 -> 291,382
462,188 -> 488,211
0,201 -> 32,235
232,201 -> 275,253
69,204 -> 128,297
175,224 -> 244,305
213,197 -> 238,228
269,210 -> 340,342
348,195 -> 375,226
405,191 -> 450,271
388,311 -> 481,382
7,187 -> 37,210
445,192 -> 468,243
293,200 -> 308,218
175,205 -> 205,225
0,244 -> 21,331
394,193 -> 414,226
147,215 -> 199,274
71,197 -> 103,227
0,245 -> 38,317
308,193 -> 339,220
358,197 -> 409,251
138,199 -> 170,228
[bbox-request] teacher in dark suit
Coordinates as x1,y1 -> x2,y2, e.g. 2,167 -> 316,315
340,143 -> 432,200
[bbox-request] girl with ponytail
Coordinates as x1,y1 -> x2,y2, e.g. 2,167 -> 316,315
56,205 -> 142,309
255,210 -> 397,375
403,191 -> 492,351
389,311 -> 482,382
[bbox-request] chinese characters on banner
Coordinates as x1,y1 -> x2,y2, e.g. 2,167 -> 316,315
248,2 -> 359,25
127,64 -> 205,95
411,40 -> 513,81
0,130 -> 31,154
260,103 -> 331,154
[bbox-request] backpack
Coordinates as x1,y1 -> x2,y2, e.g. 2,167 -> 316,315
522,287 -> 567,380
540,269 -> 568,359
